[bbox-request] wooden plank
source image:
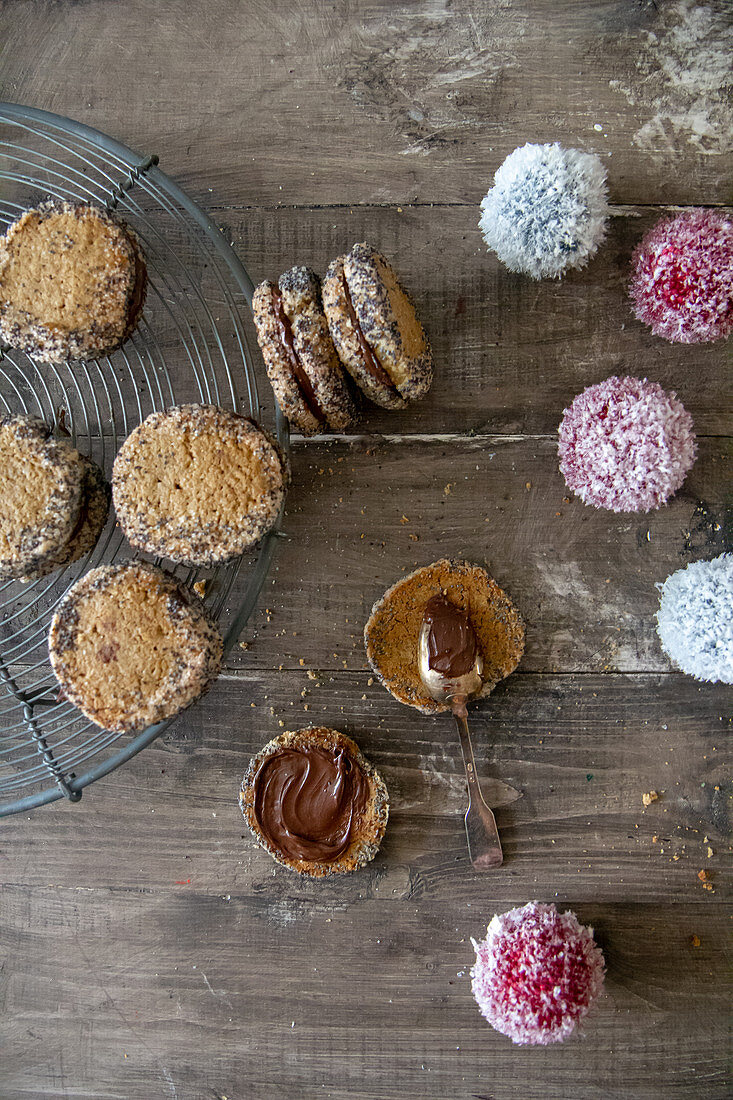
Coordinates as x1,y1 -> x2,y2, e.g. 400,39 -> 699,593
0,1 -> 730,206
221,435 -> 728,673
1,205 -> 729,439
228,204 -> 732,438
2,672 -> 728,904
1,883 -> 729,1099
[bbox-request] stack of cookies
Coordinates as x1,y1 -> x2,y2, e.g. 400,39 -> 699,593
0,414 -> 110,582
253,242 -> 433,434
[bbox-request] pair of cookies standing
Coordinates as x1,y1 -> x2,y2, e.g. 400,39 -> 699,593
253,242 -> 433,434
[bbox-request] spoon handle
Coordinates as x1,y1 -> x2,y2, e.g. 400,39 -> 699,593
453,709 -> 504,870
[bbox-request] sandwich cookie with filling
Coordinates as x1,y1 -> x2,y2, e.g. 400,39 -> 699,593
253,266 -> 357,436
322,242 -> 433,409
0,414 -> 108,581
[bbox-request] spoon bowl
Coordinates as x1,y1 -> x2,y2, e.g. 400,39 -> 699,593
418,612 -> 504,870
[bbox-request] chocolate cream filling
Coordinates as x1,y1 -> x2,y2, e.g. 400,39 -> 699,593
340,274 -> 401,398
252,744 -> 368,863
422,594 -> 479,678
270,289 -> 327,425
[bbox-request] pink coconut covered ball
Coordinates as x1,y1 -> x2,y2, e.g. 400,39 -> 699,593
630,209 -> 733,344
558,376 -> 696,512
471,901 -> 605,1045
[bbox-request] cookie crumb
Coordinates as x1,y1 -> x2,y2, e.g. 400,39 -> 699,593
193,580 -> 206,598
690,934 -> 701,947
642,790 -> 659,807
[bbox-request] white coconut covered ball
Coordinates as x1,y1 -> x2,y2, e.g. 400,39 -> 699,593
479,142 -> 609,279
657,554 -> 733,683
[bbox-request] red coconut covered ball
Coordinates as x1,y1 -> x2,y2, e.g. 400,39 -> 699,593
471,902 -> 605,1045
630,209 -> 733,343
558,376 -> 696,512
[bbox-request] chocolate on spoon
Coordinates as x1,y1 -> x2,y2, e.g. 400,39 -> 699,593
418,594 -> 505,871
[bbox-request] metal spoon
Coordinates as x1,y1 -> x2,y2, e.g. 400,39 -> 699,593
418,618 -> 504,870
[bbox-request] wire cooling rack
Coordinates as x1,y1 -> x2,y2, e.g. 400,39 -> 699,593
0,103 -> 287,817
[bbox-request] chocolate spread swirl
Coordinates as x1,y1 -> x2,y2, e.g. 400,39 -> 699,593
252,744 -> 368,863
340,273 -> 401,397
422,594 -> 479,677
270,288 -> 327,424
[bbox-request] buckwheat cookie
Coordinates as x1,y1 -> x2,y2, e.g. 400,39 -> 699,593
0,200 -> 146,362
365,559 -> 524,715
322,242 -> 433,409
0,414 -> 85,581
240,726 -> 389,878
22,454 -> 111,581
49,560 -> 223,733
112,404 -> 288,566
253,265 -> 357,436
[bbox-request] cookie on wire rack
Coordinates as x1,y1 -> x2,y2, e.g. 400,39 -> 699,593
0,200 -> 147,362
0,413 -> 104,582
112,404 -> 288,567
21,454 -> 111,581
49,560 -> 223,733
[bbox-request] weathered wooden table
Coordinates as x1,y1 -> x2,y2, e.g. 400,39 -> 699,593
1,3 -> 730,1098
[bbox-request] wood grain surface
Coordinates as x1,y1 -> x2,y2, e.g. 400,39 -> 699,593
0,2 -> 731,1099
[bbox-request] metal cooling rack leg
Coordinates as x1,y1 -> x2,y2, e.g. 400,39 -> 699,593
0,659 -> 81,803
105,153 -> 159,212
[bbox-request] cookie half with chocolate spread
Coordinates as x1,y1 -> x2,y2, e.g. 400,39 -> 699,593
49,560 -> 223,733
322,242 -> 433,409
0,413 -> 86,581
253,266 -> 357,436
240,726 -> 389,877
0,201 -> 147,362
112,404 -> 288,566
365,559 -> 524,715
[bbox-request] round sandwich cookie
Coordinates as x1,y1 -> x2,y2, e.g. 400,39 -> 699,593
322,242 -> 433,409
365,559 -> 525,715
22,454 -> 111,581
471,902 -> 605,1045
49,560 -> 223,733
240,726 -> 389,878
0,201 -> 147,362
112,404 -> 288,567
253,266 -> 357,436
0,413 -> 85,581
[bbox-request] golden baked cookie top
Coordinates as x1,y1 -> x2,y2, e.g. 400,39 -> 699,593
49,560 -> 223,733
0,201 -> 146,361
112,404 -> 288,566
